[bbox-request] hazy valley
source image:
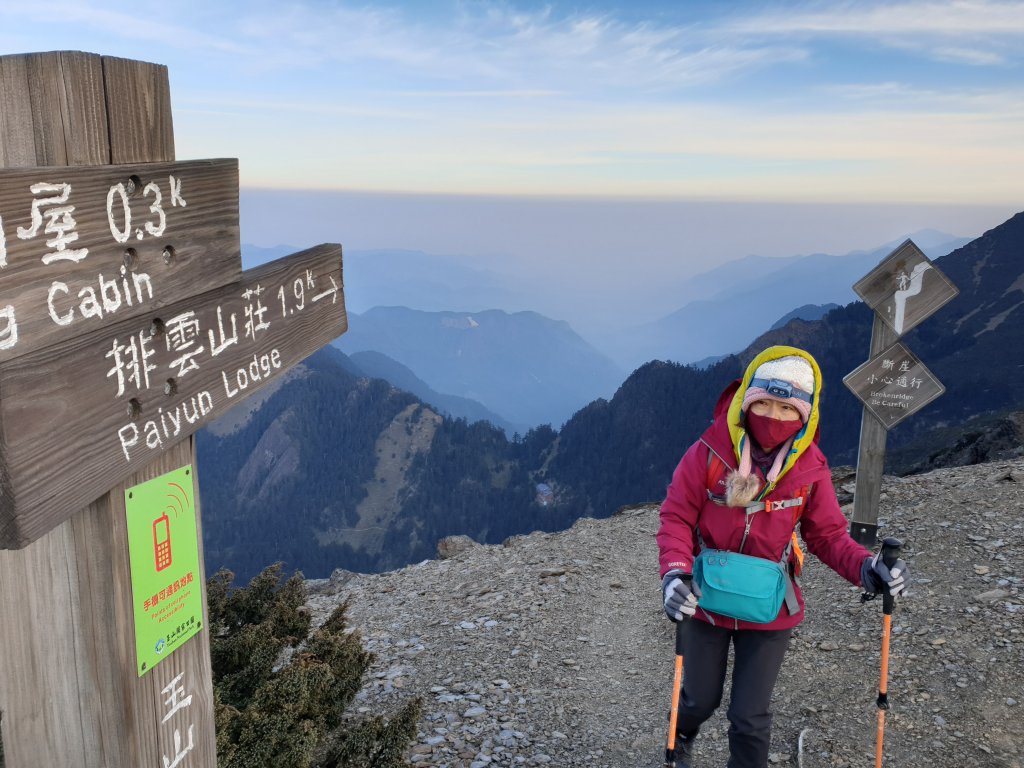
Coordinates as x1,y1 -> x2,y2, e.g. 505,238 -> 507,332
197,212 -> 1024,583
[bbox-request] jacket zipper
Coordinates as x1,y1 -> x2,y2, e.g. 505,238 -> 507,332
739,509 -> 757,553
736,502 -> 759,630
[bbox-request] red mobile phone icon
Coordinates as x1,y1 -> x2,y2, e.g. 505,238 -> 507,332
153,513 -> 172,572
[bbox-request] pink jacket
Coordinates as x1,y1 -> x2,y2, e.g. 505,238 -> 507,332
657,373 -> 871,631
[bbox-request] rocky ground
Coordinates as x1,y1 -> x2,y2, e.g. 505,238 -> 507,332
306,458 -> 1024,768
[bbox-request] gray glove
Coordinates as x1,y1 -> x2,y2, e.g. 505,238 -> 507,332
861,553 -> 909,598
662,570 -> 700,621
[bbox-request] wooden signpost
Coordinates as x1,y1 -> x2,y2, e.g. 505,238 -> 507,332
0,158 -> 241,362
0,52 -> 348,767
844,239 -> 958,546
0,243 -> 344,547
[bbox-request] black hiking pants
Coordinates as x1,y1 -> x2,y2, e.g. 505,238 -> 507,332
675,619 -> 792,768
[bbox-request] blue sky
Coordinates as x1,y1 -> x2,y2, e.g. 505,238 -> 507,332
4,1 -> 1023,202
3,1 -> 1023,336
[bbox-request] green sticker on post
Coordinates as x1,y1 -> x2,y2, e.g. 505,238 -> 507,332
125,465 -> 203,677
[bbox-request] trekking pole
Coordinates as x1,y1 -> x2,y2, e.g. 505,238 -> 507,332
665,576 -> 690,767
872,537 -> 903,768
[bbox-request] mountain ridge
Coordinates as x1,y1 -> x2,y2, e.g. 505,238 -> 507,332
334,306 -> 624,429
200,213 -> 1024,581
605,234 -> 969,369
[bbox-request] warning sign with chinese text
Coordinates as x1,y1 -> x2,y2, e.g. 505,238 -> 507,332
843,341 -> 945,430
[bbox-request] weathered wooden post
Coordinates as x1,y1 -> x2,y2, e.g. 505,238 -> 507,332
0,52 -> 347,767
844,239 -> 958,546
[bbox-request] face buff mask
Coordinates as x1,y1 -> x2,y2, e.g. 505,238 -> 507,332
746,410 -> 803,452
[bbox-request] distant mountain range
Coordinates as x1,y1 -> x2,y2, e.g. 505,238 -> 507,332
244,232 -> 967,434
770,303 -> 840,330
346,350 -> 520,434
333,307 -> 624,429
601,231 -> 970,369
202,219 -> 1017,581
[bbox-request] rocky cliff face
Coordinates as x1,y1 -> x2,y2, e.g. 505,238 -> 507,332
306,458 -> 1024,768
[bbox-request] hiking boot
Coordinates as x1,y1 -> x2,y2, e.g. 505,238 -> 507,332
670,735 -> 694,768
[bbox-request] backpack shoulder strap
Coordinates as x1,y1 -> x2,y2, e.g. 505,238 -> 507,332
788,482 -> 814,575
705,448 -> 728,504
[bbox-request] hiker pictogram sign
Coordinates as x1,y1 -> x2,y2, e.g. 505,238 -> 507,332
843,341 -> 945,430
852,239 -> 959,337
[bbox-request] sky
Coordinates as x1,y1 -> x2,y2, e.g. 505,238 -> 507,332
3,1 -> 1023,335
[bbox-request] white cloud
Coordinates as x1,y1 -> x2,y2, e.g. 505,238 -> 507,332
731,0 -> 1024,36
727,0 -> 1024,65
931,46 -> 1006,66
4,1 -> 249,54
16,0 -> 1021,204
225,2 -> 808,91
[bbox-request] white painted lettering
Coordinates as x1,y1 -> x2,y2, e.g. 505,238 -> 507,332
165,406 -> 181,435
48,270 -> 155,326
107,183 -> 131,243
118,423 -> 140,461
19,183 -> 89,263
120,268 -> 134,307
168,175 -> 186,207
98,272 -> 122,314
117,392 -> 213,460
47,282 -> 74,326
221,370 -> 238,398
161,672 -> 196,768
162,724 -> 195,768
221,350 -> 283,399
0,305 -> 17,349
0,213 -> 6,267
78,285 -> 103,320
181,398 -> 198,424
143,182 -> 167,237
208,306 -> 239,356
144,420 -> 164,451
132,271 -> 154,302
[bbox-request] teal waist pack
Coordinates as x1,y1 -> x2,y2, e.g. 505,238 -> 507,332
693,548 -> 788,624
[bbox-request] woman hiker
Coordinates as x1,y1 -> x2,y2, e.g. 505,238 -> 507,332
657,346 -> 908,768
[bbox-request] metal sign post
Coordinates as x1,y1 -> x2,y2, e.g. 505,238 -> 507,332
845,239 -> 958,546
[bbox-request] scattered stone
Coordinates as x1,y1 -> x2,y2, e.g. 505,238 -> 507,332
437,534 -> 479,559
305,458 -> 1024,767
329,567 -> 356,586
976,589 -> 1010,603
